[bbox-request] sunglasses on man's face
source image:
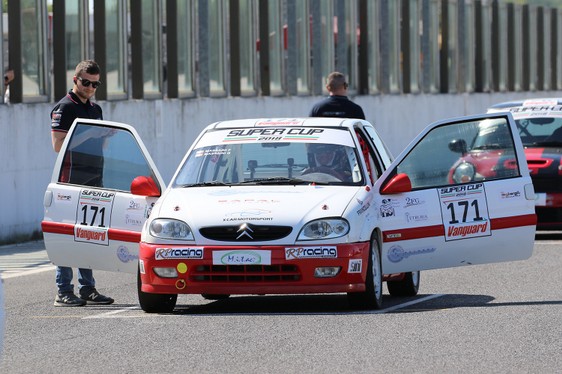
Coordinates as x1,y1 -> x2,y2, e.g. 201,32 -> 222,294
77,76 -> 102,89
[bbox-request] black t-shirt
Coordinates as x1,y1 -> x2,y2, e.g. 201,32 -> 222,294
50,91 -> 105,186
51,90 -> 103,132
309,95 -> 365,120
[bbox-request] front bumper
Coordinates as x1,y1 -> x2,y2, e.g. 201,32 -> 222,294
139,242 -> 370,295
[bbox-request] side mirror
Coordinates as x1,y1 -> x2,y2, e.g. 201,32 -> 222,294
448,139 -> 468,154
130,176 -> 161,197
380,173 -> 412,195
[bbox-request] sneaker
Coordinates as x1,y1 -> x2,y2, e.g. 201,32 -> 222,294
80,289 -> 114,305
54,293 -> 87,307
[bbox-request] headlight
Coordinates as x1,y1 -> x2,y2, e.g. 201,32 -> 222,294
149,218 -> 194,240
452,162 -> 476,183
297,218 -> 350,240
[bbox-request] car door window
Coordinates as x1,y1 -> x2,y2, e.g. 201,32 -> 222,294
58,123 -> 158,192
396,117 -> 519,189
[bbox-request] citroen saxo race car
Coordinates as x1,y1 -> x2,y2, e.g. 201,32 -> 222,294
42,115 -> 536,313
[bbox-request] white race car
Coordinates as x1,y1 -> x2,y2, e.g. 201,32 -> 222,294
42,115 -> 536,312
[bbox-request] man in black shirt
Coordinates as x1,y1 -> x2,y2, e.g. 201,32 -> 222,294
49,60 -> 114,307
309,72 -> 365,120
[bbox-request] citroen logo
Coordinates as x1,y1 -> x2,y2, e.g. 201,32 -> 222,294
236,223 -> 254,240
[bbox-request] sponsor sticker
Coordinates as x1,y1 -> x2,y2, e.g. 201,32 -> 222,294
404,196 -> 425,208
127,199 -> 145,211
74,226 -> 109,245
74,189 -> 115,245
155,247 -> 204,260
501,191 -> 521,199
348,259 -> 362,273
195,127 -> 355,148
212,250 -> 271,265
387,245 -> 436,263
195,148 -> 231,158
356,191 -> 374,217
405,212 -> 428,223
379,198 -> 399,218
439,183 -> 491,241
125,213 -> 144,227
285,246 -> 338,260
117,246 -> 138,263
56,193 -> 72,202
223,209 -> 273,222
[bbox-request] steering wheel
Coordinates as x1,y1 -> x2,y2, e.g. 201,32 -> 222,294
302,166 -> 344,181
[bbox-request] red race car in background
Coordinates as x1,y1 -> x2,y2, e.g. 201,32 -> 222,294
450,98 -> 562,229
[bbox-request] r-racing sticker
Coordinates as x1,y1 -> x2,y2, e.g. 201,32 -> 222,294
285,246 -> 337,259
155,247 -> 204,260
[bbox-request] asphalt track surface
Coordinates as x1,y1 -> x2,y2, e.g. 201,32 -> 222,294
0,235 -> 561,373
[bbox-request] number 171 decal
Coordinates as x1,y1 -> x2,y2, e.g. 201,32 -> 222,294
74,189 -> 116,245
439,183 -> 491,241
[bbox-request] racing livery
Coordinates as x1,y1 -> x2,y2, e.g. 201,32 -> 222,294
42,115 -> 536,313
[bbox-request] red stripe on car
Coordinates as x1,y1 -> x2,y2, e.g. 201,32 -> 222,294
41,221 -> 141,243
383,214 -> 536,242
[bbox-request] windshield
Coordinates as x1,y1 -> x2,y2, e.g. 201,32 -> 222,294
471,119 -> 514,150
515,117 -> 562,147
173,127 -> 363,187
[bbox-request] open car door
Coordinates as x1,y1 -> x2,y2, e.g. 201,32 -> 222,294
374,112 -> 536,274
42,119 -> 165,274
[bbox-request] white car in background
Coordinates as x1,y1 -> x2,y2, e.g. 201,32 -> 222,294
42,115 -> 536,313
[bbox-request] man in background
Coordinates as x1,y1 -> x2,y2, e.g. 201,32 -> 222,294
309,71 -> 365,120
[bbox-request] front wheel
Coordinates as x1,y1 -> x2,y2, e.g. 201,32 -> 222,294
137,267 -> 177,313
387,271 -> 420,297
347,237 -> 383,310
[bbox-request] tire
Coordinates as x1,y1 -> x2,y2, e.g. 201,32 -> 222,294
347,237 -> 383,310
201,294 -> 231,300
387,271 -> 420,297
137,268 -> 177,313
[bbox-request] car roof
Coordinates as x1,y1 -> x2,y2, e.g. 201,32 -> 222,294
488,98 -> 562,110
205,117 -> 367,130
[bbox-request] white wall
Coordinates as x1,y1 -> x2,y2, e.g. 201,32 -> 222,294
2,91 -> 560,242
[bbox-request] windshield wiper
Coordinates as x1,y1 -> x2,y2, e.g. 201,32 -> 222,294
177,181 -> 230,187
241,177 -> 317,185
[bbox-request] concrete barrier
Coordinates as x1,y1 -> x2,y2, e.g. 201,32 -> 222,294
2,91 -> 560,242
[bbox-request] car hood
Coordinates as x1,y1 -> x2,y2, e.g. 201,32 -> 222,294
152,185 -> 362,227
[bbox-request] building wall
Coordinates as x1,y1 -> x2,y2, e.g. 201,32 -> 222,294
2,91 -> 560,242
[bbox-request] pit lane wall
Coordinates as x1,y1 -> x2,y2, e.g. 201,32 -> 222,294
2,91 -> 560,243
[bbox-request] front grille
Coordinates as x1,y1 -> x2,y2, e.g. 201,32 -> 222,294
189,264 -> 301,283
200,224 -> 293,241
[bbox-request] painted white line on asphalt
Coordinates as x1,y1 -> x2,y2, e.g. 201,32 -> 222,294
83,306 -> 140,319
379,293 -> 445,313
0,265 -> 55,279
352,293 -> 446,314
